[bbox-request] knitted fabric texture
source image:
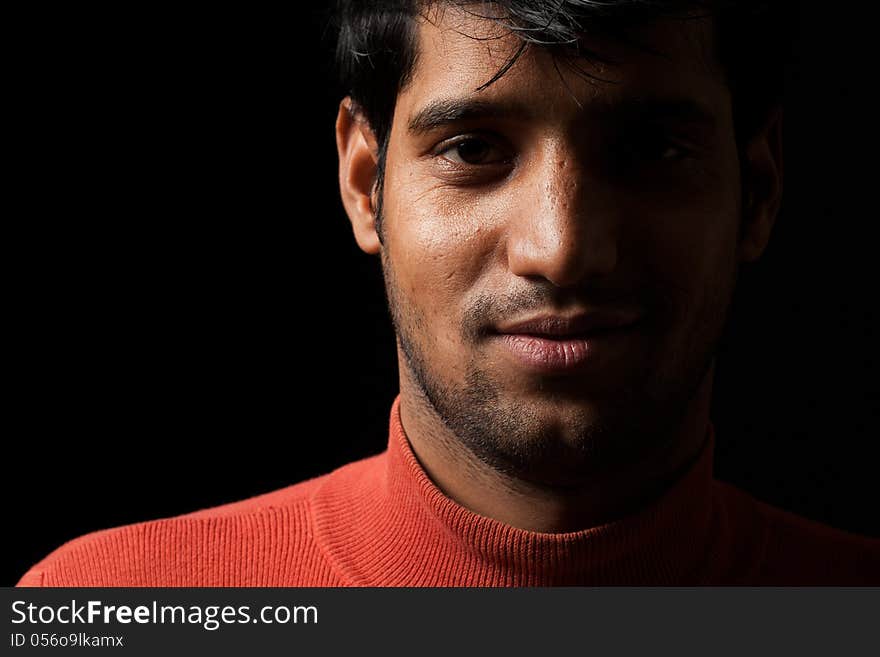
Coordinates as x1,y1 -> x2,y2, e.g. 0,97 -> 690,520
17,395 -> 879,586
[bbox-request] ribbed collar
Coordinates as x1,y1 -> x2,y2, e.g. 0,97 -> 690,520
311,394 -> 718,586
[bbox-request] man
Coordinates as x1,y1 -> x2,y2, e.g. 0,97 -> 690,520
18,0 -> 878,586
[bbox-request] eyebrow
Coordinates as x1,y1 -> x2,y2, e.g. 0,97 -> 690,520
406,95 -> 718,135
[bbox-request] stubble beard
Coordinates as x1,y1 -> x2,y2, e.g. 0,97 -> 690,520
379,243 -> 730,488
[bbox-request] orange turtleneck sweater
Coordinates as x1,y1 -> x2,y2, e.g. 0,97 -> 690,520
17,395 -> 879,586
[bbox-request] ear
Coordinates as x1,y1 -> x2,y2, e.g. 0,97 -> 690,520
336,97 -> 382,255
737,105 -> 784,263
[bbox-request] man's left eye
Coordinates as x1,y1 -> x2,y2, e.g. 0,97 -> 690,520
437,137 -> 508,165
627,131 -> 692,161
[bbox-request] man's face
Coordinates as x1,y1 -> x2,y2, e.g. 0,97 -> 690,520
377,7 -> 743,485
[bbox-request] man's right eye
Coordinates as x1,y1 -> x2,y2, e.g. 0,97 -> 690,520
435,136 -> 509,166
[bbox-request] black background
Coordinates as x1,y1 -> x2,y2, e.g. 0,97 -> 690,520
7,4 -> 878,586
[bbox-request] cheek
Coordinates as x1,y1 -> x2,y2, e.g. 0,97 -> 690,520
617,164 -> 740,327
632,189 -> 741,331
384,176 -> 501,351
640,149 -> 740,265
641,211 -> 735,278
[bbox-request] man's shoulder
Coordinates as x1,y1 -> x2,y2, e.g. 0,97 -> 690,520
713,479 -> 880,584
16,451 -> 386,587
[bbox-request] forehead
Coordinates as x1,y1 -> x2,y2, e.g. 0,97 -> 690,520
398,4 -> 727,125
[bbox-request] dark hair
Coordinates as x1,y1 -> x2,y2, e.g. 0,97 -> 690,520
332,0 -> 796,241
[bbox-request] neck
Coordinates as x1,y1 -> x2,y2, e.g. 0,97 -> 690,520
398,356 -> 715,533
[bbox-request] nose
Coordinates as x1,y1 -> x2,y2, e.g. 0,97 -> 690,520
506,150 -> 618,288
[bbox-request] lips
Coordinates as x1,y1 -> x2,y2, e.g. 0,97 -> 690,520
494,311 -> 642,339
491,310 -> 644,374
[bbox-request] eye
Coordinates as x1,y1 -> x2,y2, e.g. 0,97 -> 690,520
436,136 -> 509,166
647,140 -> 688,161
629,129 -> 691,161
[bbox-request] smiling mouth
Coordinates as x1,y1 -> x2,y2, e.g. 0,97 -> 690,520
493,309 -> 644,337
510,326 -> 632,340
491,321 -> 643,374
